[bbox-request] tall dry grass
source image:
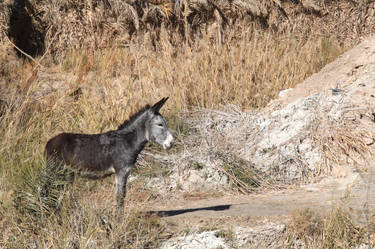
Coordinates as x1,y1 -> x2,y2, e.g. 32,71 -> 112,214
55,26 -> 348,110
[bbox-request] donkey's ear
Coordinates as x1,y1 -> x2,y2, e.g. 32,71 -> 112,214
151,97 -> 169,113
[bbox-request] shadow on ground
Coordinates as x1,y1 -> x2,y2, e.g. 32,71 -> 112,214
147,204 -> 231,217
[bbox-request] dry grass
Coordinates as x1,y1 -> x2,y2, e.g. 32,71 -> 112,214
289,208 -> 371,248
0,0 -> 374,247
1,192 -> 168,248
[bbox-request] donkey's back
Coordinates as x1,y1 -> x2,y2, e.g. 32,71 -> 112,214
45,132 -> 116,172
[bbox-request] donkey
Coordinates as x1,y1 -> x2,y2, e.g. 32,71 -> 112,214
45,97 -> 173,212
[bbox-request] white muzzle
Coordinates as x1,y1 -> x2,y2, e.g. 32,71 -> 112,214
162,133 -> 174,150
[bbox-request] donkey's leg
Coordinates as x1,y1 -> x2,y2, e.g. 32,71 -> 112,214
115,168 -> 131,214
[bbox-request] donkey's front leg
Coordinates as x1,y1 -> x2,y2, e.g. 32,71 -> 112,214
115,168 -> 131,214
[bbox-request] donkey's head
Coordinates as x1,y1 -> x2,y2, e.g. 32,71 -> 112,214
145,97 -> 174,150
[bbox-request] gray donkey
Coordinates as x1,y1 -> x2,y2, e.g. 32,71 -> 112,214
45,97 -> 173,212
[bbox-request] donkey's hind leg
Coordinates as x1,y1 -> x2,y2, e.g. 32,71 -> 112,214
115,168 -> 131,215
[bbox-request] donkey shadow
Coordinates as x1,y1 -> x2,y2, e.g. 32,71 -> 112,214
147,204 -> 231,217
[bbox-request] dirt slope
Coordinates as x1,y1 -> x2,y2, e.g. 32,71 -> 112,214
270,35 -> 375,108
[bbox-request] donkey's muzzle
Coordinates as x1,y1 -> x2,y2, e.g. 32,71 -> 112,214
162,133 -> 174,150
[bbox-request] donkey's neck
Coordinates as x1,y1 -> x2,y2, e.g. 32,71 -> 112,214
117,111 -> 149,148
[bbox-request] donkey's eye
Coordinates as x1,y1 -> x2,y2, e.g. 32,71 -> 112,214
157,123 -> 163,127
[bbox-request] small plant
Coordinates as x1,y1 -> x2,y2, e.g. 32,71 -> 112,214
13,160 -> 74,220
198,225 -> 218,233
260,147 -> 273,154
176,180 -> 183,190
323,208 -> 365,249
192,162 -> 204,170
215,228 -> 234,241
202,171 -> 208,180
291,208 -> 323,242
182,226 -> 191,236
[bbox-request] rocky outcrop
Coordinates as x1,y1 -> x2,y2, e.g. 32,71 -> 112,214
159,221 -> 286,249
160,230 -> 230,249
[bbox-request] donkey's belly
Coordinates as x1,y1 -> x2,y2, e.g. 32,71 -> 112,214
76,165 -> 116,179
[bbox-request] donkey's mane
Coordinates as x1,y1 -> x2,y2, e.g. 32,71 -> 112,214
117,104 -> 151,130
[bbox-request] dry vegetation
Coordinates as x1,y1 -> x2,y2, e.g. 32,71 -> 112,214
1,0 -> 375,248
288,208 -> 371,249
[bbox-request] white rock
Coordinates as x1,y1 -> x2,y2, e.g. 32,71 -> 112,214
278,88 -> 293,98
160,231 -> 229,249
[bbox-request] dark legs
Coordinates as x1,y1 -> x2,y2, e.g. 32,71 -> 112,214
115,168 -> 131,215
